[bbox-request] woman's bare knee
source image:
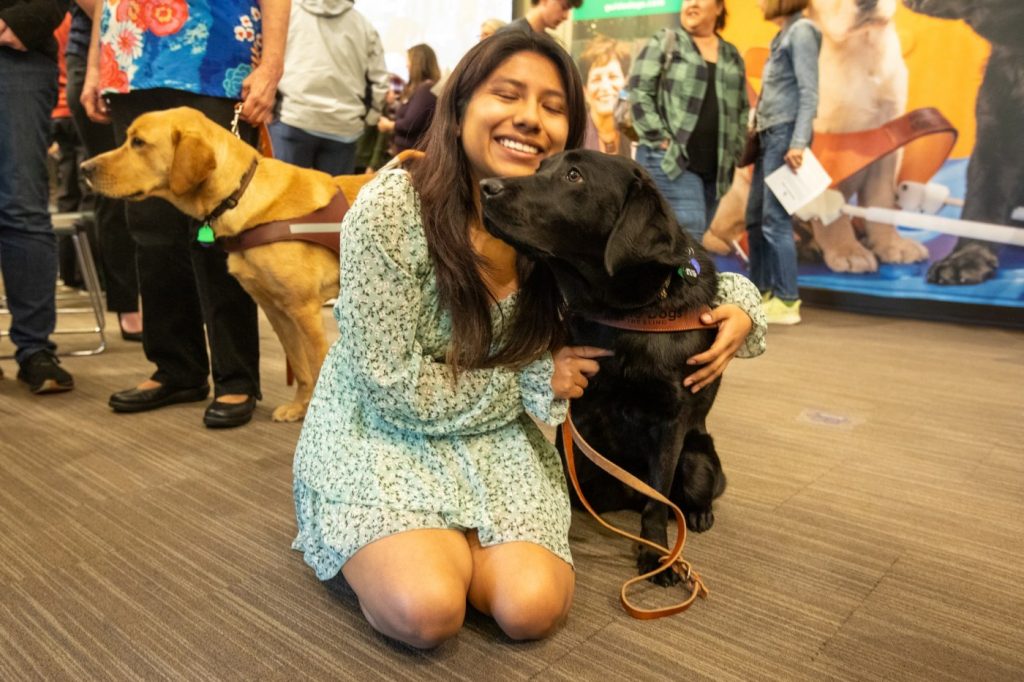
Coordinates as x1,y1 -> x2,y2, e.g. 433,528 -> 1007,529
365,584 -> 467,649
491,580 -> 572,641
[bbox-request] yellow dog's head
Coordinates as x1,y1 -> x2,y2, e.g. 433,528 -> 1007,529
81,107 -> 254,218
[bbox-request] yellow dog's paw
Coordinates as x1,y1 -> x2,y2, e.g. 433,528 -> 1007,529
866,228 -> 930,264
272,402 -> 307,422
813,216 -> 880,273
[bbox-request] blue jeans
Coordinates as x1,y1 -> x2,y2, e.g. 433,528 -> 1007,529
635,145 -> 718,241
269,121 -> 357,175
746,122 -> 799,301
0,50 -> 58,365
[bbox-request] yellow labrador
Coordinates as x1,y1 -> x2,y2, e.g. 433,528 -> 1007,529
82,106 -> 386,422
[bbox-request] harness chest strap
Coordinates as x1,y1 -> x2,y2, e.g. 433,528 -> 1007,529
561,411 -> 708,619
218,190 -> 350,255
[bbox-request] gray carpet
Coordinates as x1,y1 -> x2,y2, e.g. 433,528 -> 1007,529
1,304 -> 1022,680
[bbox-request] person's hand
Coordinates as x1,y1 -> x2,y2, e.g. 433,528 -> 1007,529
0,20 -> 27,51
239,63 -> 281,125
81,62 -> 110,123
377,117 -> 395,133
784,147 -> 804,170
551,346 -> 614,400
659,138 -> 670,151
683,304 -> 753,393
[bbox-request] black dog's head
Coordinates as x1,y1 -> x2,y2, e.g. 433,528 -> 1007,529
481,149 -> 712,311
903,0 -> 1024,46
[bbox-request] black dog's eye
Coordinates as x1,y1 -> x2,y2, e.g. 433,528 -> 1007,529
566,167 -> 582,183
130,137 -> 146,149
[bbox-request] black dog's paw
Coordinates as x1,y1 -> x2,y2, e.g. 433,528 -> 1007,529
926,243 -> 998,285
685,509 -> 715,533
637,548 -> 681,586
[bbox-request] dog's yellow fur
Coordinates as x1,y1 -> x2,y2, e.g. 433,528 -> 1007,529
83,107 -> 391,422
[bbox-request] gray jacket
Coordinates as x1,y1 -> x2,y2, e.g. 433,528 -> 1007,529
276,0 -> 389,138
755,14 -> 821,149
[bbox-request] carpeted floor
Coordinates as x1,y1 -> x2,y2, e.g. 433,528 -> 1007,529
1,303 -> 1021,680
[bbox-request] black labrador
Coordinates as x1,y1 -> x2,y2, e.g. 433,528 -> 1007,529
904,0 -> 1024,284
481,149 -> 725,585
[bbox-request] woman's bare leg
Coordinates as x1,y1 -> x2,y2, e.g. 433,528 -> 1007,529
466,531 -> 575,641
342,529 -> 473,649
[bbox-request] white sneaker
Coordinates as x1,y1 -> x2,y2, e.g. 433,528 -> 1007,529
763,297 -> 801,325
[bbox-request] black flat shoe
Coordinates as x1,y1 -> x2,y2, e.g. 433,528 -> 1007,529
109,383 -> 209,413
203,396 -> 258,428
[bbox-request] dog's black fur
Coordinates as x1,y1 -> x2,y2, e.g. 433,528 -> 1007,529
481,150 -> 725,586
904,0 -> 1024,285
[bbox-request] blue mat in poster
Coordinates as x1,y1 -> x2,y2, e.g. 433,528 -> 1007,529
717,159 -> 1024,310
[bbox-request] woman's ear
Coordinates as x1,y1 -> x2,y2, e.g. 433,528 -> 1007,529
603,171 -> 687,276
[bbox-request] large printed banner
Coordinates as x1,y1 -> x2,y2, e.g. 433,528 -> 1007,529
574,0 -> 681,21
570,1 -> 1024,324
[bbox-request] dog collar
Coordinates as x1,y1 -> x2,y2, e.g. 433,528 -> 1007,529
196,158 -> 259,245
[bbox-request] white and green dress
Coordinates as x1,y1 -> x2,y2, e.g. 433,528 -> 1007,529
292,169 -> 767,580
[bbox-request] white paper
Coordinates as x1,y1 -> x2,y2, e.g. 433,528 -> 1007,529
764,148 -> 833,216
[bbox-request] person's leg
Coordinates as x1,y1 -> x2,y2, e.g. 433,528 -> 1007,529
182,94 -> 262,404
0,51 -> 61,367
108,91 -> 210,391
759,124 -> 800,302
342,529 -> 473,649
466,534 -> 574,641
745,147 -> 770,296
268,120 -> 318,169
314,138 -> 357,176
66,53 -> 140,318
634,146 -> 707,240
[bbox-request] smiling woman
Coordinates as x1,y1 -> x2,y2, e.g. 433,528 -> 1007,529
291,27 -> 765,650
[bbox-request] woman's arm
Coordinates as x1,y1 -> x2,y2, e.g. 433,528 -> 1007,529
337,172 -> 565,436
239,0 -> 289,125
627,30 -> 671,145
684,272 -> 767,392
788,21 -> 821,152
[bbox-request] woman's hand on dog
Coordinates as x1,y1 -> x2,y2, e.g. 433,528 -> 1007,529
683,305 -> 753,393
551,346 -> 614,400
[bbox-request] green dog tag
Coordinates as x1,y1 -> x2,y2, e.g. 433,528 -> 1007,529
196,224 -> 215,245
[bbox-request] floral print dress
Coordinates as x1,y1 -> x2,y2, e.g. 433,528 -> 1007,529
292,170 -> 767,580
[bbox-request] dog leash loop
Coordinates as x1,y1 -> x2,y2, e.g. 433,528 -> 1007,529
561,408 -> 708,620
230,103 -> 243,139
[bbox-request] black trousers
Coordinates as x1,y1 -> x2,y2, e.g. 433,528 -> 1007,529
65,53 -> 139,313
107,88 -> 261,398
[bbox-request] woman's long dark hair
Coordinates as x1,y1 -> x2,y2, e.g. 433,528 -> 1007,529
410,30 -> 586,373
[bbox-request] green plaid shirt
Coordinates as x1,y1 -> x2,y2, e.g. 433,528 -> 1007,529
628,28 -> 749,198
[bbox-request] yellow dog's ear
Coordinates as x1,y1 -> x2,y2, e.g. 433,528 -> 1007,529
169,131 -> 216,195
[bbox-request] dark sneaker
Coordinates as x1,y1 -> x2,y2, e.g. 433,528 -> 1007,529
17,350 -> 74,394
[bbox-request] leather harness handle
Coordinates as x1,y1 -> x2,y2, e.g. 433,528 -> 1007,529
561,410 -> 708,620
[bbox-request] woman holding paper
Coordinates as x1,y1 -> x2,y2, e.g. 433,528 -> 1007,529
746,0 -> 821,325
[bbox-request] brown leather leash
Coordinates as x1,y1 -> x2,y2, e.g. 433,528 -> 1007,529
563,305 -> 713,619
561,412 -> 708,619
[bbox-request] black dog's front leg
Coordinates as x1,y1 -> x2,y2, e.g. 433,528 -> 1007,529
636,423 -> 688,586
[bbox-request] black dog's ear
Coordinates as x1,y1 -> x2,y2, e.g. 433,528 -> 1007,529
603,170 -> 687,277
169,130 -> 216,195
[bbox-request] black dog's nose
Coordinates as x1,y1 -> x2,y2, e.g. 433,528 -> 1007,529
480,178 -> 504,197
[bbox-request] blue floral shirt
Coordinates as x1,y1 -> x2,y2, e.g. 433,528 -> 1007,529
98,0 -> 262,99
